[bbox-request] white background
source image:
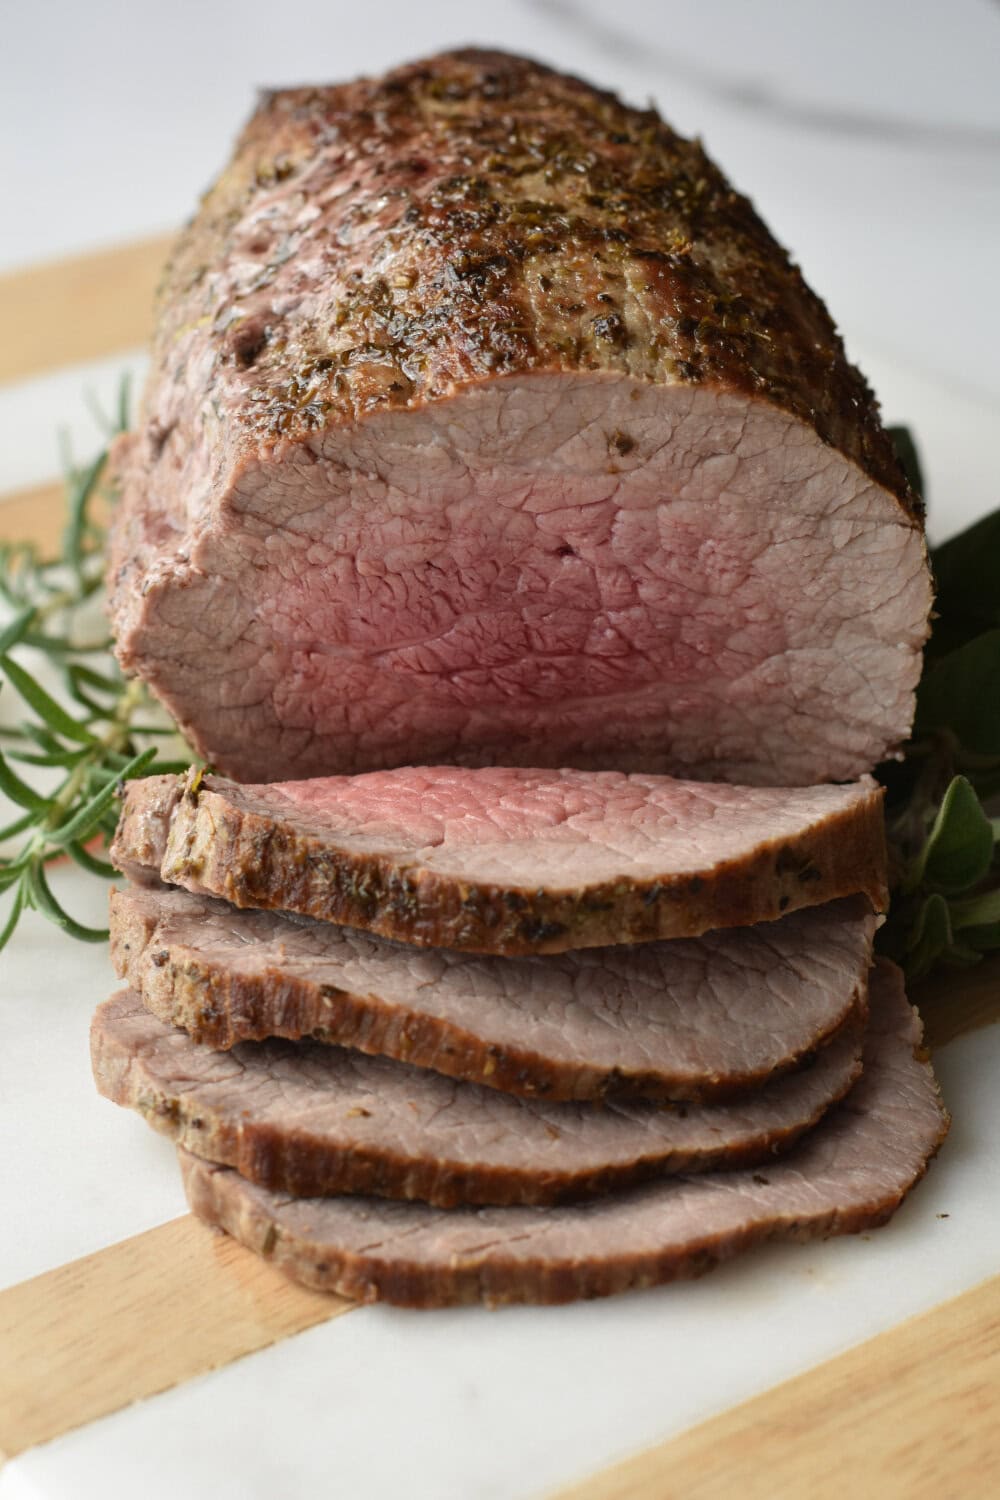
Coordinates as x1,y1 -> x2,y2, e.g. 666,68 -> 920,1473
1,3 -> 999,1497
2,0 -> 998,531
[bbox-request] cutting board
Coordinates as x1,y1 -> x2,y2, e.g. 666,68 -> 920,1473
1,239 -> 998,1496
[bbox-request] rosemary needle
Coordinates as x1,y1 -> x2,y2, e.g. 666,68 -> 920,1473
0,384 -> 194,951
0,407 -> 998,984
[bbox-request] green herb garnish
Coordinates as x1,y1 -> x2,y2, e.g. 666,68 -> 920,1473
0,386 -> 192,950
877,429 -> 1000,978
0,410 -> 995,981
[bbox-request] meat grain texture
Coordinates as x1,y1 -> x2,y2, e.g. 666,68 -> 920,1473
111,767 -> 887,954
108,49 -> 930,788
91,988 -> 864,1207
110,883 -> 875,1101
179,962 -> 949,1306
99,48 -> 943,1311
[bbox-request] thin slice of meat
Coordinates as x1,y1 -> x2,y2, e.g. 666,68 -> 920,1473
109,50 -> 930,789
91,988 -> 864,1208
179,962 -> 948,1304
111,767 -> 887,954
110,883 -> 875,1102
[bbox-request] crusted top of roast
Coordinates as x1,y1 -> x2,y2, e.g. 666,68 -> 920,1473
145,48 -> 915,514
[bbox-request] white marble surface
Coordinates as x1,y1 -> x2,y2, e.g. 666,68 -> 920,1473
2,886 -> 998,1500
3,0 -> 999,404
1,2 -> 999,1496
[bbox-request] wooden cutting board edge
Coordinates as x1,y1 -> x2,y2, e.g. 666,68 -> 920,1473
0,968 -> 996,1474
554,1268 -> 1000,1500
0,235 -> 172,388
0,1216 -> 351,1466
1,239 -> 999,1491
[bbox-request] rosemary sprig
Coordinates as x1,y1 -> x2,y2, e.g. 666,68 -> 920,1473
0,408 -> 996,984
0,389 -> 192,950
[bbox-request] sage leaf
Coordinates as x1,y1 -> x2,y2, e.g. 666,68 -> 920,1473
887,426 -> 924,500
915,630 -> 1000,757
931,508 -> 1000,638
907,893 -> 953,979
949,888 -> 1000,931
912,775 -> 994,894
942,942 -> 983,968
956,923 -> 1000,954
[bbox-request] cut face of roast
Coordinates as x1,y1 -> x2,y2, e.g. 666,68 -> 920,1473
108,51 -> 930,788
91,986 -> 864,1209
110,883 -> 875,1102
111,767 -> 887,954
179,962 -> 948,1305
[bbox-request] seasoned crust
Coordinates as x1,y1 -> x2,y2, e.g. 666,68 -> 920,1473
109,882 -> 875,1103
152,48 -> 916,509
177,962 -> 949,1307
92,988 -> 865,1208
106,50 -> 930,788
111,768 -> 888,956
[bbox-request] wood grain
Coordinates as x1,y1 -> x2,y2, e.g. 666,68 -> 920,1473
0,479 -> 69,553
0,955 -> 994,1471
554,1271 -> 1000,1500
1,241 -> 999,1484
549,958 -> 1000,1500
0,1215 -> 349,1464
0,234 -> 172,386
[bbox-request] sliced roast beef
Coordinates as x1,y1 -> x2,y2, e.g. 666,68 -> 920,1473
92,987 -> 864,1208
110,883 -> 875,1102
108,49 -> 930,789
111,767 -> 886,955
179,962 -> 946,1305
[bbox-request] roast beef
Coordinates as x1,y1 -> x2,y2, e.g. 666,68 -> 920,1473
110,883 -> 875,1102
179,962 -> 947,1305
92,987 -> 864,1208
108,49 -> 930,788
111,767 -> 887,954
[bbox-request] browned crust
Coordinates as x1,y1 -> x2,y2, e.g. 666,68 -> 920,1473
178,1108 -> 947,1307
92,991 -> 865,1209
112,772 -> 888,956
105,48 -> 929,792
109,884 -> 869,1103
146,48 -> 918,512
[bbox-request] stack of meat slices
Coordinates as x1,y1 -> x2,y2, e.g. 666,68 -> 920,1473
92,49 -> 947,1309
91,765 -> 948,1308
